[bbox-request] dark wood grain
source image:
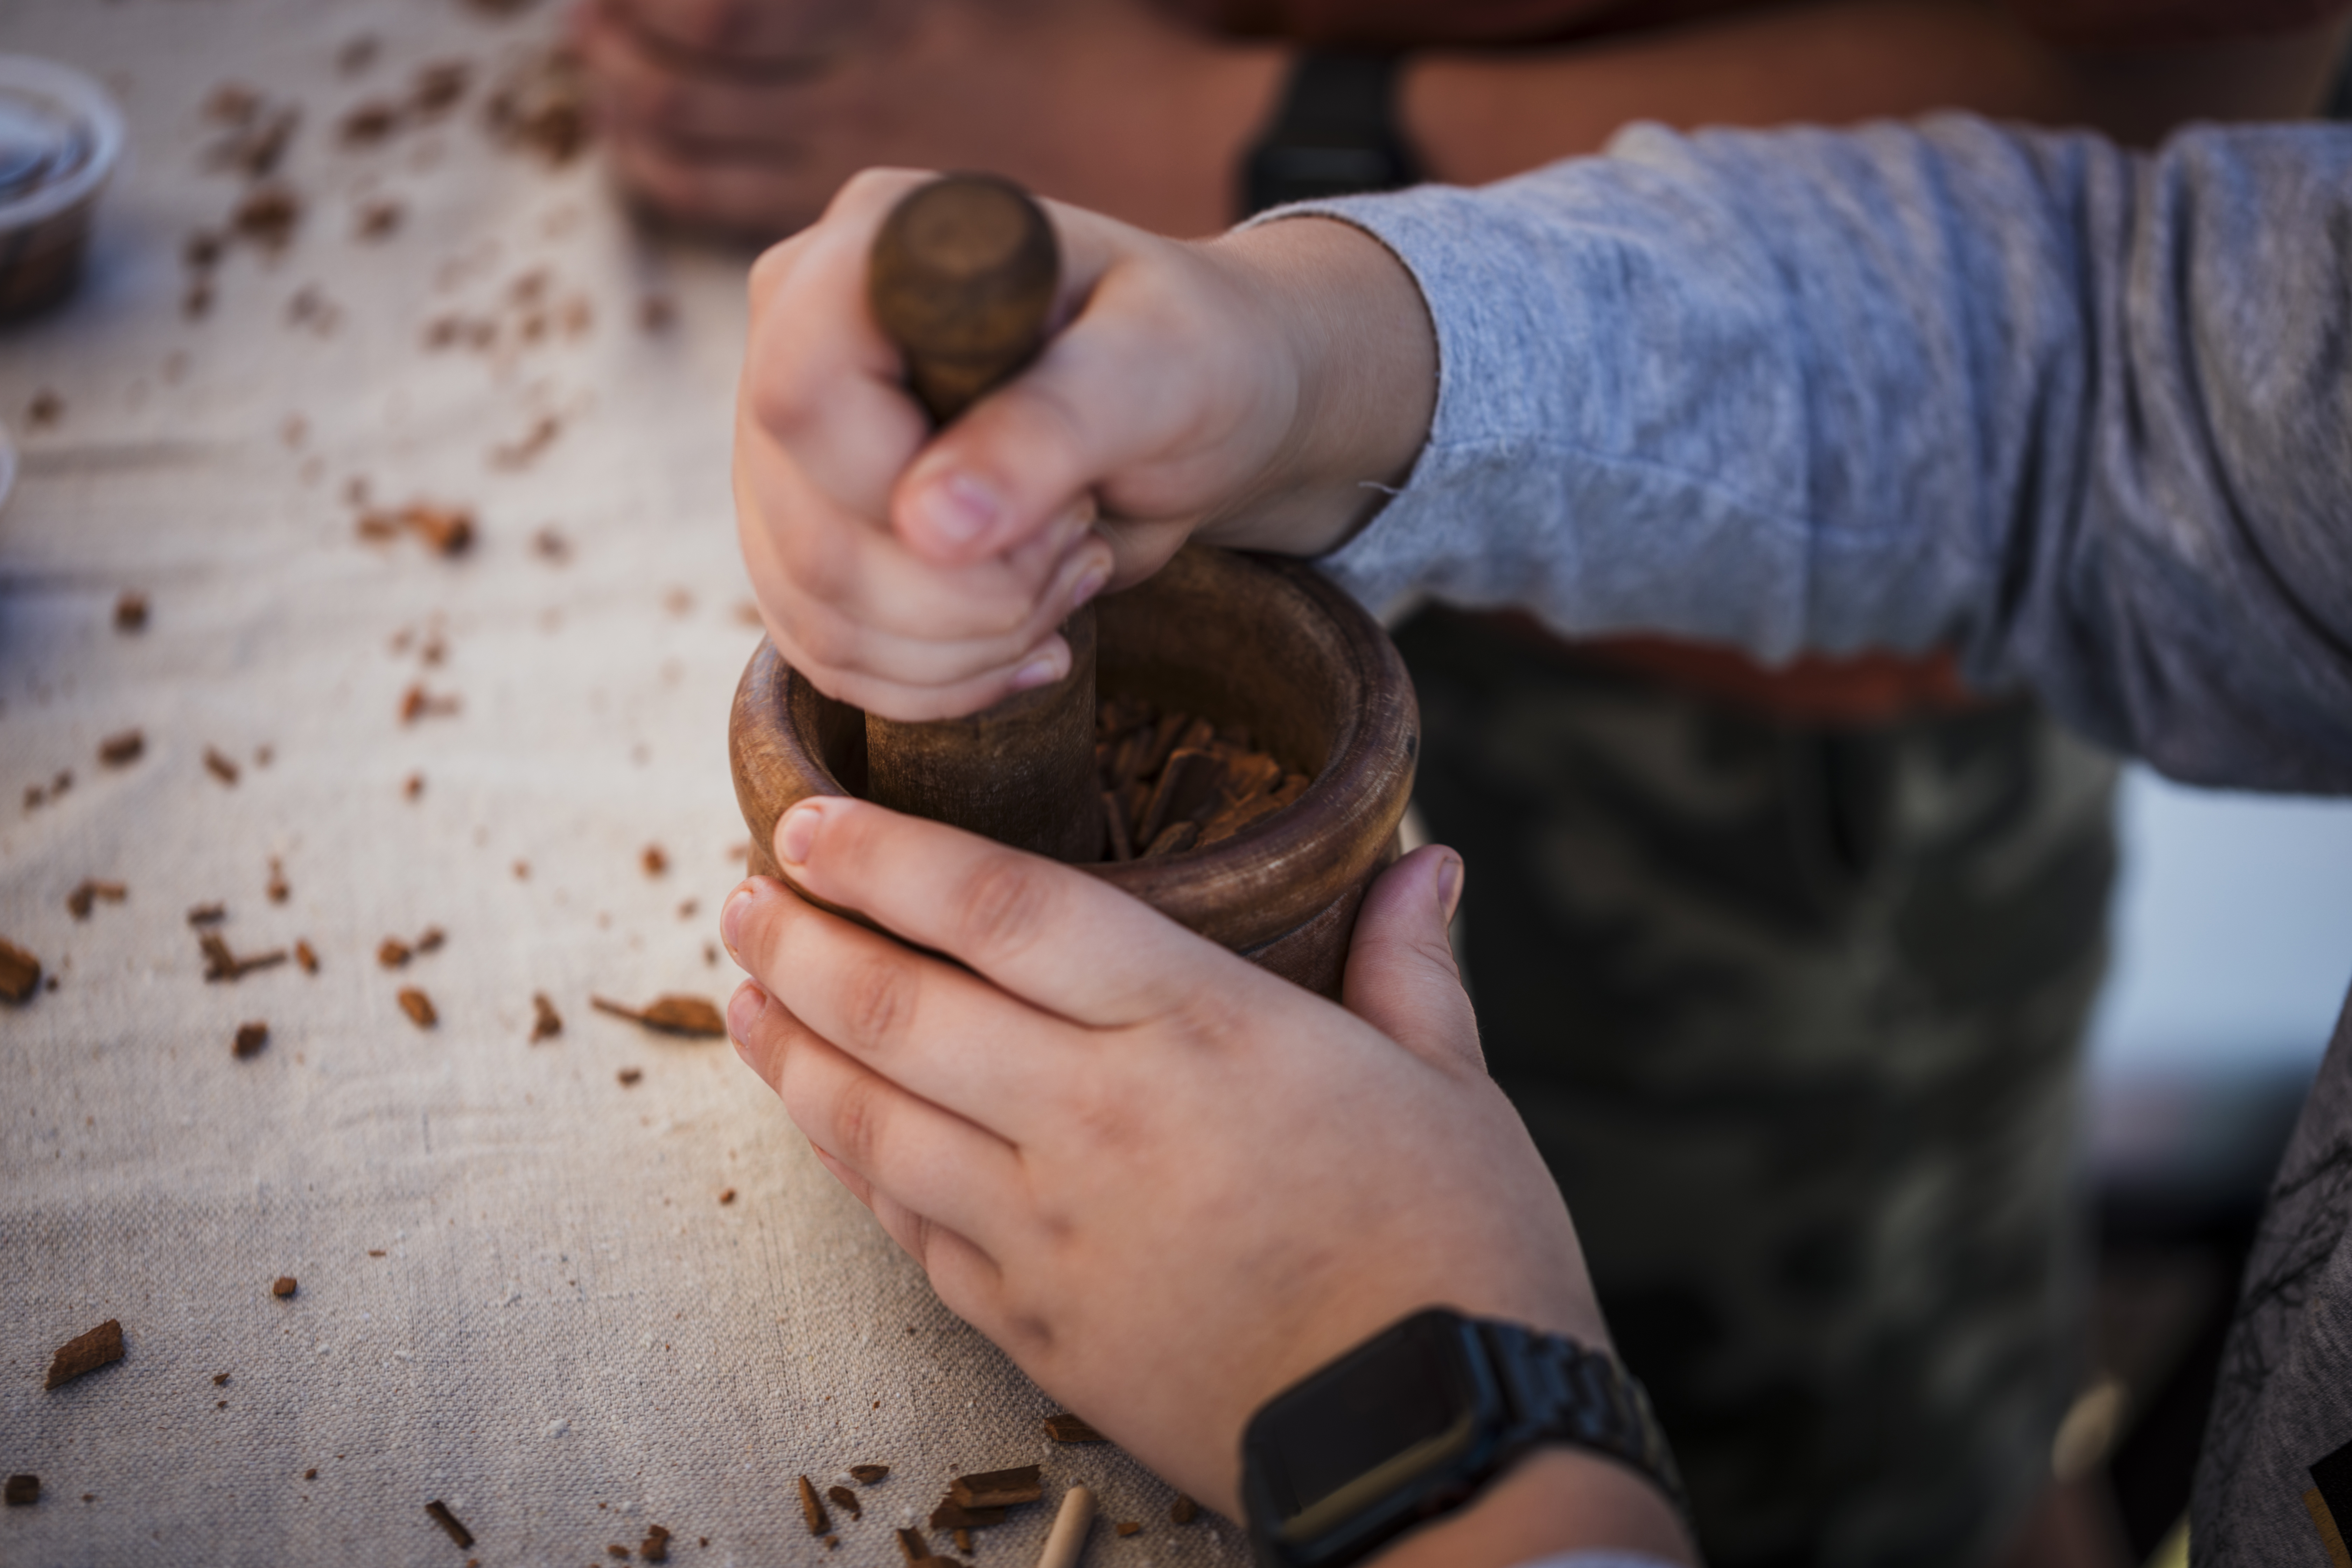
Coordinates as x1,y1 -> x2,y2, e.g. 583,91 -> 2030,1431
730,545 -> 1419,998
864,173 -> 1098,861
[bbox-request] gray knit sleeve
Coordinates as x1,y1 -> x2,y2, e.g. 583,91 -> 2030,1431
1275,118 -> 2352,793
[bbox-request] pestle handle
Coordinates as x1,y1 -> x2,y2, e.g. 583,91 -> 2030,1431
862,175 -> 1101,862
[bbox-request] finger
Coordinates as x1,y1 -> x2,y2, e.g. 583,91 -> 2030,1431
890,216 -> 1283,566
772,796 -> 1263,1028
733,974 -> 1030,1251
604,130 -> 820,238
1339,845 -> 1484,1074
726,878 -> 1084,1136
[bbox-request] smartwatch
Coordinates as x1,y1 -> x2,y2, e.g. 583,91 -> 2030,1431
1239,51 -> 1421,219
1239,1308 -> 1686,1568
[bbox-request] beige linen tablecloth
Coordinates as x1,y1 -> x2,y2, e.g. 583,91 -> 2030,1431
0,4 -> 1249,1563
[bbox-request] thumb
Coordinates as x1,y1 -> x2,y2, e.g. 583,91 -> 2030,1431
1341,845 -> 1482,1073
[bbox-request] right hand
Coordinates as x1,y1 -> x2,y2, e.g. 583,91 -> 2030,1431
734,168 -> 1435,720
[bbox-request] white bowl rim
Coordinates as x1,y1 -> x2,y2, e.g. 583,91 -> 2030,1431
0,54 -> 125,230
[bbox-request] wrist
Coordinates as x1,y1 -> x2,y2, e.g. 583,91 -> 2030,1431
1369,1446 -> 1696,1568
1201,215 -> 1435,558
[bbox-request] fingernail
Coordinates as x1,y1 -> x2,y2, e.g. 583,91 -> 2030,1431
728,979 -> 769,1050
1437,852 -> 1465,924
909,469 -> 1002,548
775,800 -> 823,867
1071,561 -> 1110,612
720,881 -> 755,958
1008,644 -> 1068,692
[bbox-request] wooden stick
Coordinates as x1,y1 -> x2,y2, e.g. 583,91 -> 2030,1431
1035,1483 -> 1097,1568
863,174 -> 1100,862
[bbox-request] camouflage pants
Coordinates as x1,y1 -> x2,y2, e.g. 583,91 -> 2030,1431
1393,609 -> 2120,1568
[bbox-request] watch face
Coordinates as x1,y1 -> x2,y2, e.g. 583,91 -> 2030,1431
1248,1311 -> 1488,1549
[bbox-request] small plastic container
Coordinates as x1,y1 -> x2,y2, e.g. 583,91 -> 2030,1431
0,55 -> 125,322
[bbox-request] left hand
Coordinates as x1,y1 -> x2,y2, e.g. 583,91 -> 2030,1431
719,796 -> 1609,1517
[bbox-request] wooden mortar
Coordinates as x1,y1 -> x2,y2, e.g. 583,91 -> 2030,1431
729,544 -> 1419,997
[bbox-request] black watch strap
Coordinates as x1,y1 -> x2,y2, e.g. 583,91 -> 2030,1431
1480,1321 -> 1689,1520
1239,51 -> 1421,219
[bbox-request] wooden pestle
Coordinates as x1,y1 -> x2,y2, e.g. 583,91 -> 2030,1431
863,174 -> 1101,861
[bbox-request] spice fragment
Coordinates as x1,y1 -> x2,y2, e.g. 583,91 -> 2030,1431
295,940 -> 320,974
1044,1412 -> 1107,1444
67,880 -> 127,920
378,938 -> 412,968
849,1464 -> 890,1484
267,859 -> 290,903
398,988 -> 438,1028
1116,1520 -> 1141,1536
98,729 -> 145,767
530,991 -> 562,1041
425,1499 -> 474,1548
4,1475 -> 36,1506
590,994 -> 726,1037
233,1021 -> 269,1059
797,1474 -> 830,1536
1170,1494 -> 1198,1524
44,1319 -> 124,1389
0,938 -> 40,1002
271,1275 -> 297,1298
114,592 -> 148,631
639,1525 -> 672,1562
951,1465 -> 1042,1509
616,1067 -> 642,1086
205,747 -> 241,786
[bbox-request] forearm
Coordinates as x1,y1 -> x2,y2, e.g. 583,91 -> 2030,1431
1294,119 -> 2352,791
1400,0 -> 2346,183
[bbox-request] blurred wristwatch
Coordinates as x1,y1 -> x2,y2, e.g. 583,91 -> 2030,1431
1239,51 -> 1421,218
1239,1308 -> 1687,1568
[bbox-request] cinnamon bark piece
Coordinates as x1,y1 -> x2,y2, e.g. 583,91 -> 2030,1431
98,730 -> 144,767
927,1497 -> 1005,1530
590,995 -> 725,1037
44,1320 -> 124,1389
825,1485 -> 860,1520
1141,820 -> 1199,858
4,1475 -> 35,1506
796,1474 -> 830,1535
271,1276 -> 297,1297
949,1465 -> 1042,1509
425,1499 -> 474,1547
397,988 -> 437,1028
1101,791 -> 1134,862
68,880 -> 127,920
204,748 -> 240,786
233,1022 -> 268,1058
1,938 -> 42,1002
1136,748 -> 1224,848
530,992 -> 561,1042
1170,1494 -> 1198,1523
639,1525 -> 672,1562
848,1464 -> 890,1484
1043,1413 -> 1106,1444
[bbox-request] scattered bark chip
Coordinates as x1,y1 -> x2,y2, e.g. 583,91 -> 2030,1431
44,1319 -> 125,1389
295,940 -> 320,974
114,592 -> 148,631
1044,1413 -> 1107,1444
205,747 -> 241,786
397,988 -> 437,1028
1170,1494 -> 1198,1524
4,1475 -> 36,1506
425,1499 -> 474,1548
232,183 -> 302,251
849,1465 -> 889,1485
67,880 -> 127,920
796,1474 -> 830,1536
606,1547 -> 627,1560
639,1525 -> 672,1562
303,1466 -> 317,1480
404,772 -> 426,800
233,1021 -> 269,1059
0,938 -> 40,1003
616,1067 -> 642,1086
1116,1520 -> 1142,1536
200,932 -> 287,982
271,1275 -> 297,1298
717,1188 -> 735,1205
378,937 -> 413,968
188,903 -> 227,926
417,926 -> 445,954
98,729 -> 145,767
928,1498 -> 1004,1531
640,844 -> 667,876
825,1485 -> 859,1521
267,859 -> 290,903
530,991 -> 562,1042
590,995 -> 725,1038
950,1465 -> 1042,1510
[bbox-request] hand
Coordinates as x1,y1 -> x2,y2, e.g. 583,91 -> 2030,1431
718,798 -> 1686,1564
575,0 -> 1285,240
735,170 -> 1435,718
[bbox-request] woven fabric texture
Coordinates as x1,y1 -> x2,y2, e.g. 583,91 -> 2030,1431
0,2 -> 1245,1564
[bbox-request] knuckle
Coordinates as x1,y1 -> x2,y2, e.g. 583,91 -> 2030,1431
834,948 -> 918,1056
826,1069 -> 890,1171
952,852 -> 1061,965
